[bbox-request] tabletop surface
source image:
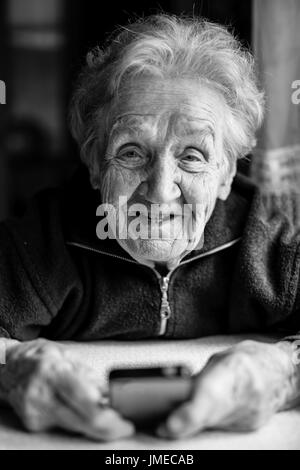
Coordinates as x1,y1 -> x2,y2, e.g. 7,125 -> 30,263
0,335 -> 299,450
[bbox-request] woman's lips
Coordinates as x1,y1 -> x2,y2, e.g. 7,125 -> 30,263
126,204 -> 191,225
147,213 -> 175,221
133,212 -> 178,224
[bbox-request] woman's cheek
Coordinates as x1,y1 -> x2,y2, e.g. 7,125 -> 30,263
101,165 -> 142,204
181,170 -> 221,219
180,172 -> 214,204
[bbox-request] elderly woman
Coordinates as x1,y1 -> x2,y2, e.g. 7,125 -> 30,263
0,14 -> 299,441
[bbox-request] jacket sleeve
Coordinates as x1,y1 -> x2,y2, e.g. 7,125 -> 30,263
282,253 -> 300,343
0,188 -> 84,341
276,193 -> 300,342
263,192 -> 300,340
230,189 -> 300,337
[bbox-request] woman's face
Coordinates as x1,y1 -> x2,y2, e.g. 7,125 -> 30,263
99,76 -> 233,268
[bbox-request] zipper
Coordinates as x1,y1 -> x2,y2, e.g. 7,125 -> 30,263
66,241 -> 173,336
66,237 -> 241,337
158,276 -> 171,336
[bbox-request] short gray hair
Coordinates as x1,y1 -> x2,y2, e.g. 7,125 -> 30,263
69,14 -> 264,179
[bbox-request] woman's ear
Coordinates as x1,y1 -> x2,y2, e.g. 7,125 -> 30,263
90,171 -> 100,190
218,157 -> 237,201
86,141 -> 102,190
89,158 -> 100,190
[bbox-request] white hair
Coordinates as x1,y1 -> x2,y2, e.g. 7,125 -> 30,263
69,14 -> 264,180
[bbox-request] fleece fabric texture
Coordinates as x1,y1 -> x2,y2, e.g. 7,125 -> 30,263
0,166 -> 300,342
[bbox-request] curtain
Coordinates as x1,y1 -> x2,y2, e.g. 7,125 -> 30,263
252,0 -> 300,194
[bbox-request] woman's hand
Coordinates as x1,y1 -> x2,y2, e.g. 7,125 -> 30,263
0,339 -> 134,441
157,340 -> 299,439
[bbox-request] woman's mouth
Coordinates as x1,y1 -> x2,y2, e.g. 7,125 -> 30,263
132,210 -> 177,223
147,212 -> 175,222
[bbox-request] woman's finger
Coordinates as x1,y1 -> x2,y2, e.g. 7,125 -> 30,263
53,400 -> 135,441
156,358 -> 241,438
156,388 -> 217,439
53,369 -> 103,419
50,368 -> 135,440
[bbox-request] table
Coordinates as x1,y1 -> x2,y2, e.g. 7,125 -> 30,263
0,335 -> 300,450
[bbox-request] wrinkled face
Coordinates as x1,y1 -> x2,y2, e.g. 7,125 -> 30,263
98,77 -> 234,268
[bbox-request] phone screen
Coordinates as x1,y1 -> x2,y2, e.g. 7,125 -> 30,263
109,366 -> 193,427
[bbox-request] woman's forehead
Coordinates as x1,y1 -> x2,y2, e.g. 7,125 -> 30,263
110,112 -> 216,141
116,76 -> 223,113
108,77 -> 224,136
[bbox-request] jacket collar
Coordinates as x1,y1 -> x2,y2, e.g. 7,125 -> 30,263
63,166 -> 255,265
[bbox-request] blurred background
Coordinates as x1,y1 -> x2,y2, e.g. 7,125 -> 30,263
0,0 -> 299,222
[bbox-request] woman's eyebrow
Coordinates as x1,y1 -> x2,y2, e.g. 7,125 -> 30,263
109,115 -> 155,140
113,113 -> 156,127
172,122 -> 216,142
109,125 -> 151,142
109,115 -> 216,143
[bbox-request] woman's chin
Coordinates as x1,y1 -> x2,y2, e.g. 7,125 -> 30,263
123,238 -> 189,263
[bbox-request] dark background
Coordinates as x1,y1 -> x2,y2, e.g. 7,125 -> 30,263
0,0 -> 251,221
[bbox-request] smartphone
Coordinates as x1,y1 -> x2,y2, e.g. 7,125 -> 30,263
109,365 -> 193,428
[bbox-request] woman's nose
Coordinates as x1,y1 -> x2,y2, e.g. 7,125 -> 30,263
138,158 -> 181,204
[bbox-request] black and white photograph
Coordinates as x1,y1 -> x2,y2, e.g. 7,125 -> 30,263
0,0 -> 300,453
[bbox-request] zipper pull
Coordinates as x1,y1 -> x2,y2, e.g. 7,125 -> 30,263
159,276 -> 171,336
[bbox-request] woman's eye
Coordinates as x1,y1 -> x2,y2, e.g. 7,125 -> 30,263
179,150 -> 207,172
117,147 -> 145,167
181,151 -> 206,163
122,150 -> 141,159
182,154 -> 202,162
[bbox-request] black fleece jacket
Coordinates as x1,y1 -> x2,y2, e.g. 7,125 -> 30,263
0,166 -> 300,342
